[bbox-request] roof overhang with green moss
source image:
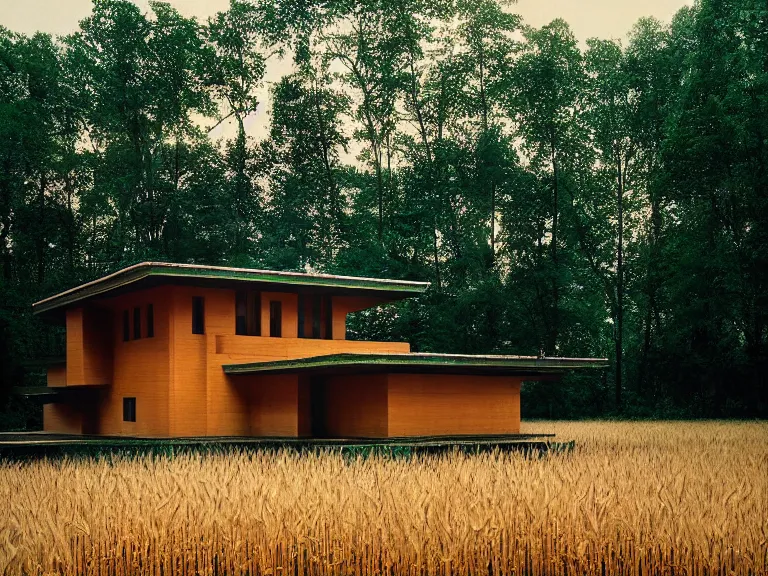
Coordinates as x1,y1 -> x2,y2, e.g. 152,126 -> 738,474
223,353 -> 609,377
32,262 -> 430,318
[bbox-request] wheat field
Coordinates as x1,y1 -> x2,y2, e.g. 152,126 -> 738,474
1,421 -> 766,575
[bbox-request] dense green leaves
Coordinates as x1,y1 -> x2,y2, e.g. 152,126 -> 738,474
1,0 -> 767,425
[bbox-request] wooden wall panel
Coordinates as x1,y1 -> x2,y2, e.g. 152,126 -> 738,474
323,374 -> 388,438
330,296 -> 388,341
215,334 -> 410,359
244,374 -> 301,436
260,292 -> 298,338
65,308 -> 84,385
387,375 -> 521,437
43,404 -> 82,434
97,286 -> 172,437
66,307 -> 113,386
297,375 -> 311,437
168,286 -> 249,436
47,365 -> 66,387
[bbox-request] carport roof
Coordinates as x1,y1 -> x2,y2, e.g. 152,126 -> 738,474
223,352 -> 608,377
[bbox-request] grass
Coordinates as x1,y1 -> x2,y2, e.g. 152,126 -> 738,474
1,421 -> 766,575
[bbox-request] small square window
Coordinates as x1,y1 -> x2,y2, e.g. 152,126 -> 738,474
146,304 -> 154,338
133,307 -> 141,340
123,397 -> 136,422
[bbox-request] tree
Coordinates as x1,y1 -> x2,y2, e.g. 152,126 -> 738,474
512,19 -> 584,355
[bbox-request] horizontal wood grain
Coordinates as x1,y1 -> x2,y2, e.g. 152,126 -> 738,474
43,404 -> 82,434
323,374 -> 388,437
387,374 -> 521,436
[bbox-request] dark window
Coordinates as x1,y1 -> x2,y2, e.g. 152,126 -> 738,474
123,397 -> 136,422
146,304 -> 154,338
312,295 -> 322,338
133,307 -> 141,340
269,301 -> 282,337
297,295 -> 305,338
192,297 -> 205,334
324,295 -> 333,340
122,310 -> 130,342
235,291 -> 261,336
235,291 -> 247,335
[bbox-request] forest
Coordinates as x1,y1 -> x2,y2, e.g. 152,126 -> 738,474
0,0 -> 766,427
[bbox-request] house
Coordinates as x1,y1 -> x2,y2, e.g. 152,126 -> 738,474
29,262 -> 605,438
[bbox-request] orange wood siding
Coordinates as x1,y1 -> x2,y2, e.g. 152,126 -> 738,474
46,365 -> 66,387
65,308 -> 84,385
297,375 -> 311,436
330,296 -> 388,341
168,286 -> 247,436
260,292 -> 298,338
43,404 -> 82,434
66,307 -> 113,386
215,334 -> 410,359
387,374 -> 521,436
324,374 -> 388,437
98,287 -> 172,436
241,374 -> 302,436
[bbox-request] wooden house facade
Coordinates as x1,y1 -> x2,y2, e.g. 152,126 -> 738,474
30,263 -> 605,438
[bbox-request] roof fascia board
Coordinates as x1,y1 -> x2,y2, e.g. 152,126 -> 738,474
33,262 -> 430,315
223,353 -> 609,375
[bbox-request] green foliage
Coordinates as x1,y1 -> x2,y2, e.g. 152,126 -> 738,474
1,0 -> 767,428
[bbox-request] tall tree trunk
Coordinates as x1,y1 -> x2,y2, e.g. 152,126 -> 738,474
65,170 -> 75,275
490,181 -> 496,267
615,146 -> 624,411
550,135 -> 560,355
36,174 -> 47,284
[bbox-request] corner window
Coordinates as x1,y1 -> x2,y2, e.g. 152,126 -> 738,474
123,397 -> 136,422
269,301 -> 282,337
146,304 -> 154,338
133,307 -> 141,340
122,310 -> 130,342
192,296 -> 205,334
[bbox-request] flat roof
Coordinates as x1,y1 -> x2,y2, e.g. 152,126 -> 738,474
33,262 -> 430,316
223,353 -> 608,377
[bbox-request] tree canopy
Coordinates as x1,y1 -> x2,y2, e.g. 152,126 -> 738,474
1,0 -> 766,428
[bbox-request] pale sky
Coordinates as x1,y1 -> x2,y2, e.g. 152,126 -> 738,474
0,0 -> 692,144
1,0 -> 691,42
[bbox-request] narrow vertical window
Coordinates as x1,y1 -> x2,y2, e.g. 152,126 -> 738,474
249,292 -> 261,336
297,294 -> 305,338
269,301 -> 282,337
123,397 -> 136,422
192,297 -> 205,334
312,295 -> 322,339
146,304 -> 154,338
123,310 -> 130,342
235,291 -> 247,335
133,307 -> 141,340
324,295 -> 333,340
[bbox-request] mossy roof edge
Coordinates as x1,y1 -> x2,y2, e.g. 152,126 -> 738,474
223,352 -> 609,375
32,262 -> 430,314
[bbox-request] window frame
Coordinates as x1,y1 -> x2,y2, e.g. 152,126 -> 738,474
192,296 -> 205,335
269,300 -> 282,337
123,397 -> 136,422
